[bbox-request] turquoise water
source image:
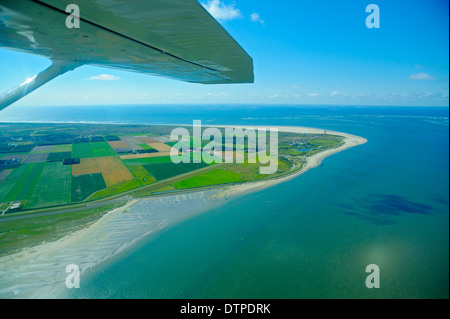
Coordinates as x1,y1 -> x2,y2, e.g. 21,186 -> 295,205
3,105 -> 446,298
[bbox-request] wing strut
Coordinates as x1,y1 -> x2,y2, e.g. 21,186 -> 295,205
0,60 -> 82,111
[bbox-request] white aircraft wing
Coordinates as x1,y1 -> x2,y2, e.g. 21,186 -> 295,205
0,0 -> 254,110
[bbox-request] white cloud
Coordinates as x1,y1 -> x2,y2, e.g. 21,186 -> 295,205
250,12 -> 265,25
309,93 -> 319,97
202,0 -> 242,21
88,74 -> 120,81
408,73 -> 436,81
331,91 -> 341,96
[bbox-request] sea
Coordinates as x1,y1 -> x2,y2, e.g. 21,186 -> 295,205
0,104 -> 448,299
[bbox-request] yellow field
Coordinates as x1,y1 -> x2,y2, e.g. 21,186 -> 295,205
72,156 -> 134,187
97,157 -> 134,186
147,143 -> 173,152
72,158 -> 101,175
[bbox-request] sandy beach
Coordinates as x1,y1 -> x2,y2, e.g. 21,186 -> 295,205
0,125 -> 366,299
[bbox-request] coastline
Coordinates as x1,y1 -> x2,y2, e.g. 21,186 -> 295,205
204,125 -> 367,198
0,125 -> 366,298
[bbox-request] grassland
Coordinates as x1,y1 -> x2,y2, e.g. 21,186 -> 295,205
308,138 -> 342,148
108,179 -> 141,195
173,169 -> 242,189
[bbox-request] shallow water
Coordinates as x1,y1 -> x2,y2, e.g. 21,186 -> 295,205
46,105 -> 449,299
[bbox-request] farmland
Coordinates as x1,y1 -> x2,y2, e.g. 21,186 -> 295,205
0,123 -> 343,213
26,162 -> 72,209
72,142 -> 95,158
173,169 -> 242,189
91,142 -> 116,157
71,173 -> 107,202
0,163 -> 44,203
142,162 -> 210,181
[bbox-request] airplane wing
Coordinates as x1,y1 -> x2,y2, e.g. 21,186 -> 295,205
0,0 -> 254,110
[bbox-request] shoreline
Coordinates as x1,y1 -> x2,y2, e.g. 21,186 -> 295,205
0,125 -> 366,299
197,124 -> 367,197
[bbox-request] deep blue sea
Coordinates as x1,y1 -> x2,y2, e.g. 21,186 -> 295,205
1,105 -> 448,298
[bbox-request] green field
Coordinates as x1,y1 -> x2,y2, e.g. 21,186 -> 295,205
87,188 -> 111,201
128,165 -> 157,185
26,162 -> 72,209
173,169 -> 242,189
72,143 -> 94,158
108,179 -> 141,195
91,142 -> 116,157
71,173 -> 107,202
0,163 -> 44,203
47,151 -> 72,162
138,144 -> 152,150
309,138 -> 342,148
123,156 -> 174,166
12,144 -> 35,153
143,162 -> 210,181
51,144 -> 72,152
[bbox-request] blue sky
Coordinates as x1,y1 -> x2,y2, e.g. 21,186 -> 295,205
0,0 -> 448,107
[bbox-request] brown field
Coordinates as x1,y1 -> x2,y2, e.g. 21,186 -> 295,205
97,157 -> 134,187
138,137 -> 160,143
120,151 -> 173,160
108,140 -> 129,149
147,143 -> 173,152
72,156 -> 134,187
72,158 -> 102,175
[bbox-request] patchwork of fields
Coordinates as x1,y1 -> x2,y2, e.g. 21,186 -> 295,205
0,131 -> 220,210
0,124 -> 340,212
